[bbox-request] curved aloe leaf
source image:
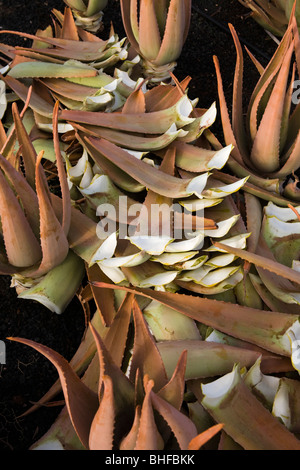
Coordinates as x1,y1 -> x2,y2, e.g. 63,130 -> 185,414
7,336 -> 99,450
201,365 -> 300,450
0,166 -> 41,268
91,282 -> 300,356
88,375 -> 114,450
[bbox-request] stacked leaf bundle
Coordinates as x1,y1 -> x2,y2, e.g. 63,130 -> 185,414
0,0 -> 300,451
238,0 -> 300,37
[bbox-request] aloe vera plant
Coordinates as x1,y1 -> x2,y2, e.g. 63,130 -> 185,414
238,0 -> 300,36
8,298 -> 226,450
213,12 -> 300,202
63,0 -> 108,32
58,76 -> 251,293
0,7 -> 138,118
2,0 -> 300,453
0,98 -> 116,313
120,0 -> 191,82
8,275 -> 298,450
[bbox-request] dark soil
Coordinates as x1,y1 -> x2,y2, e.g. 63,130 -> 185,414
0,0 -> 278,451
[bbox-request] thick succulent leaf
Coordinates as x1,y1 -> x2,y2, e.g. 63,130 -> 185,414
157,350 -> 187,410
53,101 -> 71,236
88,376 -> 114,450
150,387 -> 198,450
261,208 -> 300,266
1,26 -> 112,53
234,273 -> 264,310
213,239 -> 300,286
18,250 -> 85,314
250,42 -> 295,173
248,29 -> 293,142
8,336 -> 99,450
88,230 -> 117,264
249,272 -> 300,314
145,75 -> 191,112
64,0 -> 87,13
11,102 -> 37,188
201,365 -> 300,450
1,74 -> 54,117
208,339 -> 292,377
19,309 -> 107,417
71,121 -> 185,151
122,87 -> 146,114
92,283 -> 300,356
39,78 -> 101,102
120,0 -> 140,52
50,193 -> 104,264
272,377 -> 300,433
272,130 -> 300,178
0,80 -> 7,120
171,142 -> 233,173
119,406 -> 141,450
155,0 -> 188,66
177,268 -> 244,296
292,13 -> 300,73
229,24 -> 249,160
138,0 -> 161,60
279,62 -> 296,154
150,251 -> 199,267
134,379 -> 163,450
85,137 -> 211,198
177,104 -> 218,143
204,233 -> 251,252
244,192 -> 262,255
201,177 -> 248,199
178,264 -> 237,285
0,167 -> 41,268
76,131 -> 146,193
0,152 -> 40,238
213,55 -> 245,165
163,232 -> 204,253
264,201 -> 300,221
129,299 -> 168,391
143,300 -> 201,341
60,6 -> 80,40
244,357 -> 281,409
8,61 -> 98,79
25,151 -> 69,278
102,292 -> 134,367
60,94 -> 195,134
89,322 -> 134,403
153,0 -> 169,36
125,265 -> 178,287
157,339 -> 272,380
188,423 -> 224,450
87,265 -> 117,326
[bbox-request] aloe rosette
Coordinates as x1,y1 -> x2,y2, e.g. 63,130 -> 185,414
8,298 -> 225,450
11,279 -> 298,450
60,78 -> 249,294
213,12 -> 300,202
0,7 -> 140,120
0,100 -> 114,313
63,0 -> 108,32
120,0 -> 191,82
